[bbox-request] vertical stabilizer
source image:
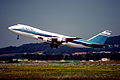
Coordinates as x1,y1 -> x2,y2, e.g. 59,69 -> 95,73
87,30 -> 112,44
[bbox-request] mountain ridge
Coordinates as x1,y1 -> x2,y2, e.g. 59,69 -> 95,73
0,35 -> 120,54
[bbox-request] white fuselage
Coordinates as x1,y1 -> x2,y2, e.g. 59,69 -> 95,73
8,24 -> 89,48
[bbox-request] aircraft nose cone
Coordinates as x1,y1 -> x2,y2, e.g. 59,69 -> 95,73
8,25 -> 16,30
8,26 -> 12,30
8,26 -> 16,31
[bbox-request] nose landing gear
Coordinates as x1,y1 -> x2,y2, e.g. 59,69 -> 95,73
17,35 -> 19,40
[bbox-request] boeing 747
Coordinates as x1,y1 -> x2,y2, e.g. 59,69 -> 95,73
8,24 -> 111,48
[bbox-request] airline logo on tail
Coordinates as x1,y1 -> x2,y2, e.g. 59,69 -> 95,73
8,24 -> 112,48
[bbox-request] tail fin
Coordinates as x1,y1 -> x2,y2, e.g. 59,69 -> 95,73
87,30 -> 112,44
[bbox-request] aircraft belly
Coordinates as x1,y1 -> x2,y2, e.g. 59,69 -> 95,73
63,42 -> 90,48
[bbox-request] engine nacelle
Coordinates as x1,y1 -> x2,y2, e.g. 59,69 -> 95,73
43,37 -> 52,42
57,37 -> 66,42
42,37 -> 66,43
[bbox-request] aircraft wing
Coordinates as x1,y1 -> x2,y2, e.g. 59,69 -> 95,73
65,37 -> 81,42
37,36 -> 81,48
37,36 -> 81,42
50,37 -> 81,42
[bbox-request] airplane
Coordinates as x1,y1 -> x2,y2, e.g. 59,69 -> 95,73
8,24 -> 112,48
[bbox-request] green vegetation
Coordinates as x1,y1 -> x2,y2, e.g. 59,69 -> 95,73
0,63 -> 120,80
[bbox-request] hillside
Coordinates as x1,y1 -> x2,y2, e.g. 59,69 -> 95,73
0,35 -> 120,54
105,35 -> 120,44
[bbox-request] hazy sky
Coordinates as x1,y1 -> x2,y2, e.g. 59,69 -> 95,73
0,0 -> 120,48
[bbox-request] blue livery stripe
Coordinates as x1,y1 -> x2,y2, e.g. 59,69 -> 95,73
13,29 -> 55,37
72,41 -> 91,46
75,39 -> 99,44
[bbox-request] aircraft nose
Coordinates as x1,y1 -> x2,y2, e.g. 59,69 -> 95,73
8,25 -> 16,30
8,26 -> 12,30
8,24 -> 24,30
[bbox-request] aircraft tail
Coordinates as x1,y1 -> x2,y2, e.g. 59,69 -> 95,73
87,30 -> 112,44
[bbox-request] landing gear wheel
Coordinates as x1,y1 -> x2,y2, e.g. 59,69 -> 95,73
17,35 -> 19,40
50,44 -> 59,48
